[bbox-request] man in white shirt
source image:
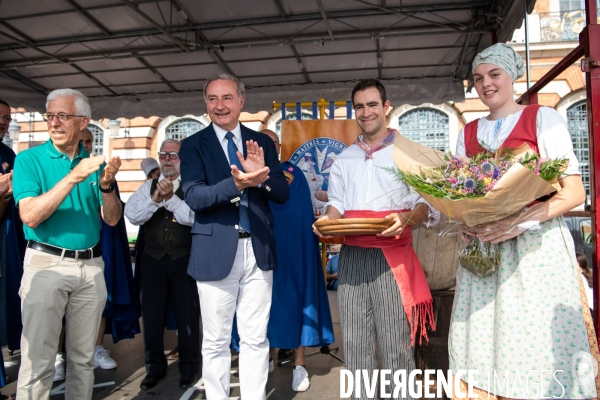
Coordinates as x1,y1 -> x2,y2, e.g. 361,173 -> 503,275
313,79 -> 438,399
124,139 -> 199,391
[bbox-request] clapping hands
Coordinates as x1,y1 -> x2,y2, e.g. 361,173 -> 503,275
231,140 -> 269,191
100,156 -> 121,189
70,155 -> 106,184
151,179 -> 175,203
236,140 -> 265,172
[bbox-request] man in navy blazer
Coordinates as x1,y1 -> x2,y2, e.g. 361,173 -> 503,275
180,73 -> 289,400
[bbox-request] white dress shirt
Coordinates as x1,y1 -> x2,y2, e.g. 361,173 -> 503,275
326,144 -> 439,226
124,174 -> 194,226
213,122 -> 256,194
455,107 -> 580,176
213,122 -> 243,164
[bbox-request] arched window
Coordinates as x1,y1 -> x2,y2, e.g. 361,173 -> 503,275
87,124 -> 104,156
567,100 -> 590,199
166,118 -> 206,141
398,108 -> 450,152
276,111 -> 314,136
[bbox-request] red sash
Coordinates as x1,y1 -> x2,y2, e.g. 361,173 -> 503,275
344,210 -> 435,346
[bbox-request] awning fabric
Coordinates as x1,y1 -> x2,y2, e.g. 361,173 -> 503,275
0,0 -> 534,118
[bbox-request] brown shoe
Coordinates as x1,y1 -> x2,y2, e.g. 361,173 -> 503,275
167,346 -> 179,359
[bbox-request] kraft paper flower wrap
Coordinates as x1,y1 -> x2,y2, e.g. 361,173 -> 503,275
391,133 -> 568,277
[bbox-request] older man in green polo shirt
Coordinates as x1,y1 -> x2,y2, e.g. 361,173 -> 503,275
12,88 -> 122,400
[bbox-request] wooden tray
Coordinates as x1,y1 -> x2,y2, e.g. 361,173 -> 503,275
314,218 -> 394,236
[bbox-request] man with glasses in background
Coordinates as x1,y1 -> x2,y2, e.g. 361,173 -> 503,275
12,88 -> 122,400
124,139 -> 200,391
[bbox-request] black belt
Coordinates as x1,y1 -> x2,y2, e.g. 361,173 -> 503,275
238,230 -> 251,238
27,240 -> 102,260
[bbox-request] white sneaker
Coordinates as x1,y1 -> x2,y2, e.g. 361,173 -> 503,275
54,353 -> 65,382
268,358 -> 275,373
292,365 -> 310,392
93,347 -> 118,369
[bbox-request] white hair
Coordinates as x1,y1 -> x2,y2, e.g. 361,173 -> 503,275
46,88 -> 92,118
160,139 -> 181,151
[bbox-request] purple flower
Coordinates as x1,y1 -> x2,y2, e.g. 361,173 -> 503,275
464,179 -> 476,190
493,168 -> 499,179
481,161 -> 493,174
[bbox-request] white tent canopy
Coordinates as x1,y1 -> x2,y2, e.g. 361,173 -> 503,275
0,0 -> 533,118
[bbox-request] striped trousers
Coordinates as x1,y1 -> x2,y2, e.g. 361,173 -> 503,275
338,245 -> 415,400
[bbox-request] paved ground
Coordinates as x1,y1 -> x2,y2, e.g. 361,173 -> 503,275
1,291 -> 345,400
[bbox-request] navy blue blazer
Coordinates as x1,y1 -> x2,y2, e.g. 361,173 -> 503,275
180,123 -> 290,281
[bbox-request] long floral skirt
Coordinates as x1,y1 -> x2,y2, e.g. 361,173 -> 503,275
449,216 -> 600,399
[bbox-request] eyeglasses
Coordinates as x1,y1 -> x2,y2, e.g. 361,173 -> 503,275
42,113 -> 87,122
0,115 -> 12,123
158,151 -> 179,160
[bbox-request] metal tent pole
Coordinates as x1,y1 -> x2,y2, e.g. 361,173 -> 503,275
524,0 -> 531,90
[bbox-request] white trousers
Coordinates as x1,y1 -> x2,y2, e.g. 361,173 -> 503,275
197,238 -> 273,400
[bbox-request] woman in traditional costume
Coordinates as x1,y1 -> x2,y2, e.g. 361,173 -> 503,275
449,43 -> 600,399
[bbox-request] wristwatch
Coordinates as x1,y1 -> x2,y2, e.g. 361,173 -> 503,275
99,182 -> 115,193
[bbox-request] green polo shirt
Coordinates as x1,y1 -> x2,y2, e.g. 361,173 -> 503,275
13,140 -> 104,250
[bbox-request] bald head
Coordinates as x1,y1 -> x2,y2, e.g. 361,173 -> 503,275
261,129 -> 280,156
79,128 -> 93,153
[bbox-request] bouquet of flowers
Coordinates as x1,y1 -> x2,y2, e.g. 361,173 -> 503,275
391,134 -> 568,277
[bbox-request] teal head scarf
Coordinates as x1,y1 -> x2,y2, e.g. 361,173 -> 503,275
472,43 -> 525,82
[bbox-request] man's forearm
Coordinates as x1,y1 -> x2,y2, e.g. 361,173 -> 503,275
101,191 -> 122,226
404,203 -> 429,226
165,196 -> 194,226
19,176 -> 77,228
324,206 -> 343,220
184,178 -> 243,213
258,175 -> 290,204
